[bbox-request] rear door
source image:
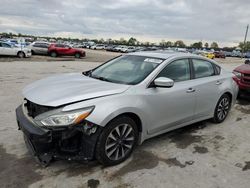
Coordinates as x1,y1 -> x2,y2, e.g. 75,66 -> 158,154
33,43 -> 48,54
190,58 -> 222,119
1,43 -> 15,56
55,44 -> 67,55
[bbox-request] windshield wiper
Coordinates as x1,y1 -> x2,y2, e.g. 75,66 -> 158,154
91,75 -> 113,82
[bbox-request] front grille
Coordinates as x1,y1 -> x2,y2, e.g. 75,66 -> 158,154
243,78 -> 250,84
243,73 -> 250,77
24,99 -> 55,118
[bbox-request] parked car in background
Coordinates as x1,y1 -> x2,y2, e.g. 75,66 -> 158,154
16,52 -> 238,166
223,51 -> 232,57
48,44 -> 85,58
86,41 -> 96,49
91,44 -> 106,50
201,51 -> 215,59
106,45 -> 116,51
112,45 -> 126,52
233,59 -> 250,96
0,41 -> 31,58
121,46 -> 136,53
214,51 -> 226,58
231,50 -> 242,58
29,41 -> 50,55
244,52 -> 250,58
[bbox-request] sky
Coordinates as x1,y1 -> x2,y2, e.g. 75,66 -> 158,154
0,0 -> 249,47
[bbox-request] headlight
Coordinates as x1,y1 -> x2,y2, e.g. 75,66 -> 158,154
233,71 -> 241,79
41,107 -> 94,126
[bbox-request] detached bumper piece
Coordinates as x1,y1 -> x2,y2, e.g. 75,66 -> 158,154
16,105 -> 102,166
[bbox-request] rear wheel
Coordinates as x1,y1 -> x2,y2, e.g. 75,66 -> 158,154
75,53 -> 81,58
96,116 -> 138,166
17,51 -> 25,58
50,51 -> 57,57
212,94 -> 231,123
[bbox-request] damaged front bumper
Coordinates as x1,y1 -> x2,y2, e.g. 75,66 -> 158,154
16,105 -> 102,166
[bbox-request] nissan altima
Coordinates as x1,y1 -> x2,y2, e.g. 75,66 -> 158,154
16,51 -> 238,166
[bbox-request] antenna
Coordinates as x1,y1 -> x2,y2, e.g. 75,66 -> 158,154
242,24 -> 249,58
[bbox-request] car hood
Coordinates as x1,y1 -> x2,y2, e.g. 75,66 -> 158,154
23,73 -> 130,107
234,64 -> 250,74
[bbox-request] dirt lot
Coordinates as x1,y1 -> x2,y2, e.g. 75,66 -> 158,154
0,49 -> 121,63
0,52 -> 250,188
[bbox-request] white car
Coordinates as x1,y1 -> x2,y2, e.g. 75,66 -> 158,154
121,46 -> 136,53
29,41 -> 50,55
0,42 -> 31,58
91,44 -> 106,50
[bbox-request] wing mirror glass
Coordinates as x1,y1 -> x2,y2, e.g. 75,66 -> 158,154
153,77 -> 174,88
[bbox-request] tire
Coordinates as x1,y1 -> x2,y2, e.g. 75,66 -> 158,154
95,116 -> 138,166
17,51 -> 25,58
75,53 -> 81,58
31,50 -> 35,55
212,94 -> 231,123
50,51 -> 57,57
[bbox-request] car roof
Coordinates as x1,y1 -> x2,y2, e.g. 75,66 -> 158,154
128,51 -> 202,60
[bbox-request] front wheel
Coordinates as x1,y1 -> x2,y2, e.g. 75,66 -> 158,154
212,94 -> 231,123
95,116 -> 138,166
17,51 -> 25,58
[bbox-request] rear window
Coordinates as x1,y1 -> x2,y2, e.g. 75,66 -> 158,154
192,59 -> 215,78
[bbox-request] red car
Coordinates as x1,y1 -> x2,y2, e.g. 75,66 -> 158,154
233,59 -> 250,95
48,44 -> 85,58
214,51 -> 226,58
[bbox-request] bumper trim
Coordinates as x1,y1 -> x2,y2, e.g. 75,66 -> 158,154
16,105 -> 50,138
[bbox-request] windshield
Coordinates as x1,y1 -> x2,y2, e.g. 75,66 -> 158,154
90,55 -> 163,85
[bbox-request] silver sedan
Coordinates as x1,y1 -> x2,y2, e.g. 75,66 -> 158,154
16,51 -> 238,166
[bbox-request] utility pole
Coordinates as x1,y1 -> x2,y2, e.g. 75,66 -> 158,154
242,24 -> 249,58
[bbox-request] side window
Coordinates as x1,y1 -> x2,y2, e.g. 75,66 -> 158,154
40,43 -> 49,48
0,43 -> 2,47
192,59 -> 215,78
55,44 -> 64,48
157,59 -> 190,82
2,43 -> 11,48
33,43 -> 41,47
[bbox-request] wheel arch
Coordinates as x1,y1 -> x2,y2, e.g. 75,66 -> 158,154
112,112 -> 143,133
223,91 -> 232,103
101,111 -> 144,144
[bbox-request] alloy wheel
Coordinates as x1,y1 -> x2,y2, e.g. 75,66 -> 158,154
105,123 -> 135,161
217,97 -> 230,121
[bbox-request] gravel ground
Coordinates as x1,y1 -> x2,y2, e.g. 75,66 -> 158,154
0,55 -> 250,188
0,49 -> 121,63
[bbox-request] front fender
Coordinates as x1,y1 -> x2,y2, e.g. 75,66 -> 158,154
62,94 -> 151,142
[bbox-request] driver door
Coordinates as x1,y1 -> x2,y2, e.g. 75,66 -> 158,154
144,58 -> 196,135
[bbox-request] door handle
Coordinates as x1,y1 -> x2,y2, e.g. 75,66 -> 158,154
216,81 -> 222,85
186,88 -> 196,93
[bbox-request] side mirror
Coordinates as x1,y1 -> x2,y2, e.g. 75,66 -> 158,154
245,59 -> 250,65
153,77 -> 174,88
